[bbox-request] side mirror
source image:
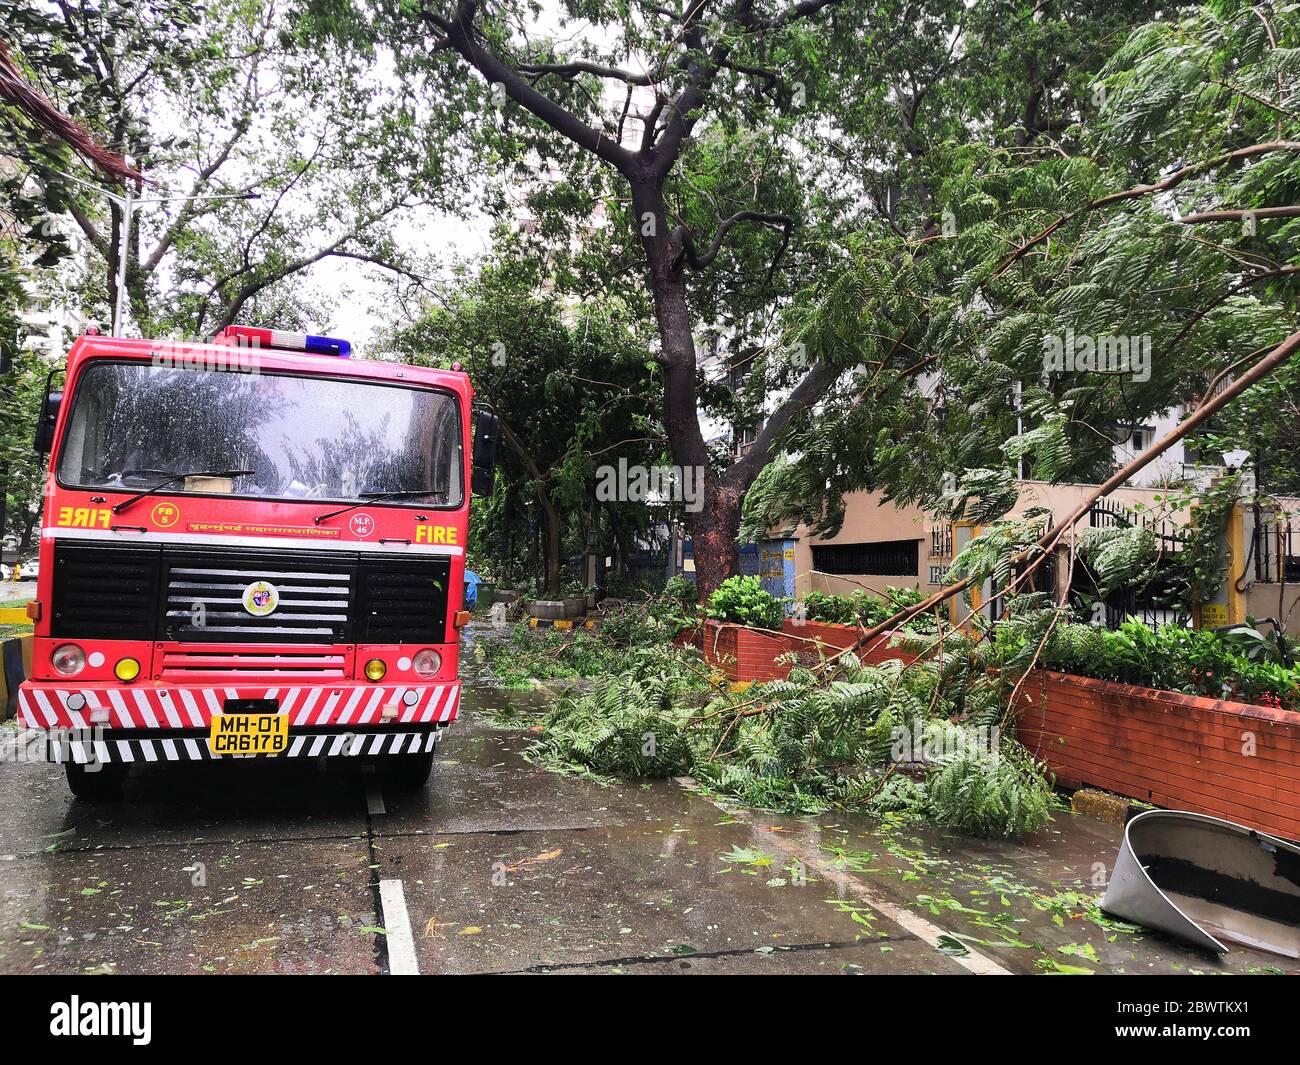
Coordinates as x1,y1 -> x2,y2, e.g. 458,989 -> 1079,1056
470,409 -> 500,497
33,389 -> 62,455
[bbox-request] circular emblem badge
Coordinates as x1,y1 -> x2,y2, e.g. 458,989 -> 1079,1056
241,580 -> 280,617
151,501 -> 181,528
349,512 -> 375,538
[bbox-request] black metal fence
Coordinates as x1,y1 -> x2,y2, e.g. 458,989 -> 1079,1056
1083,500 -> 1193,629
1251,510 -> 1300,584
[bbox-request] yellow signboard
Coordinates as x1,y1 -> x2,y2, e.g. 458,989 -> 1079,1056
1199,603 -> 1229,628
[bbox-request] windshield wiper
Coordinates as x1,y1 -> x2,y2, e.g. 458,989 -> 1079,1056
313,490 -> 436,525
112,469 -> 254,514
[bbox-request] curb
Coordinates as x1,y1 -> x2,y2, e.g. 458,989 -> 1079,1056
1070,787 -> 1136,827
528,617 -> 597,630
0,634 -> 32,723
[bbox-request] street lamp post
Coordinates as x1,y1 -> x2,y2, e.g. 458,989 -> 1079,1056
52,168 -> 258,337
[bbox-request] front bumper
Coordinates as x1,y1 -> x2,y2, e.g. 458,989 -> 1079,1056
16,680 -> 460,731
43,725 -> 444,764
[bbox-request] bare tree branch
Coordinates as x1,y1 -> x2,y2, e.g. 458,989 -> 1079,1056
672,210 -> 791,270
423,0 -> 636,176
1177,205 -> 1300,224
996,140 -> 1300,275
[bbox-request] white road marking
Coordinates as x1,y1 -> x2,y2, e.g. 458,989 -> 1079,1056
673,776 -> 1011,976
378,879 -> 419,975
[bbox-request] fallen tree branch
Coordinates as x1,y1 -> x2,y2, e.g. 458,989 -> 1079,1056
1177,205 -> 1300,224
836,327 -> 1300,658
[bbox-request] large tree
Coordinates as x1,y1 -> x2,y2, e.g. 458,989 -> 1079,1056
308,0 -> 1167,593
2,0 -> 451,337
744,0 -> 1300,539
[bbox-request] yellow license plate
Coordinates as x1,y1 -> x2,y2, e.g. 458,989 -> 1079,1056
208,713 -> 288,756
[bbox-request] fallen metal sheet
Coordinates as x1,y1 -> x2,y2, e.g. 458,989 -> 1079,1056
1102,809 -> 1300,957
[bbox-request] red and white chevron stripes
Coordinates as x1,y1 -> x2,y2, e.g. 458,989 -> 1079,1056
16,682 -> 460,731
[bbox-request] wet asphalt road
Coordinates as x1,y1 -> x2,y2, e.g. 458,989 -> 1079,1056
1,648 -> 1297,975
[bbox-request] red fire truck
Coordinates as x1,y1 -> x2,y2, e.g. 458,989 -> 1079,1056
18,326 -> 499,800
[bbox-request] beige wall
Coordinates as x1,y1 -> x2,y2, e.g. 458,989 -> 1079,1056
788,484 -> 1300,636
1004,480 -> 1194,527
789,481 -> 1198,601
1245,585 -> 1300,635
1243,495 -> 1300,636
791,491 -> 929,598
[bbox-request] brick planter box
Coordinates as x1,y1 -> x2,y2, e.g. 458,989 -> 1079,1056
1016,670 -> 1300,842
685,619 -> 919,683
694,620 -> 794,683
782,619 -> 918,667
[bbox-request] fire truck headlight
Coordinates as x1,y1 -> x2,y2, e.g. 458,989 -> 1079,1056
114,657 -> 141,682
413,649 -> 441,677
52,643 -> 86,676
364,658 -> 387,681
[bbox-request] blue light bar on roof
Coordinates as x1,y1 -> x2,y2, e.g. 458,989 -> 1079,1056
217,326 -> 352,358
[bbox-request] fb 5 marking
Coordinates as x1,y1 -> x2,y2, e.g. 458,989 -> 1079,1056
209,713 -> 289,755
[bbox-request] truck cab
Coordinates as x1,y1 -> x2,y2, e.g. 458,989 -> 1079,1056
19,327 -> 497,799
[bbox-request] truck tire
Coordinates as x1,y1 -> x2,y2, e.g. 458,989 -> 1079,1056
380,751 -> 435,792
65,762 -> 128,801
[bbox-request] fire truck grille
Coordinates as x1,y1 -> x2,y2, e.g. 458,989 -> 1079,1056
355,559 -> 451,644
51,541 -> 160,640
50,540 -> 451,645
164,554 -> 353,641
159,645 -> 348,678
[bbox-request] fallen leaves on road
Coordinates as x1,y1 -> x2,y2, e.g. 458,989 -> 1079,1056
504,848 -> 563,872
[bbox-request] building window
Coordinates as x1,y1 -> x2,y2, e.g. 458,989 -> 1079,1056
1114,424 -> 1154,453
811,539 -> 920,576
736,426 -> 759,458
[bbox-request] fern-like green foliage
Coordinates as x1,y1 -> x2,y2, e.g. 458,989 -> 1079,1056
925,744 -> 1055,839
1077,525 -> 1159,597
527,635 -> 1058,837
741,3 -> 1300,539
946,514 -> 1049,608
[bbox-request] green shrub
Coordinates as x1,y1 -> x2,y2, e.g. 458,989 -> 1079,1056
1043,619 -> 1300,711
801,590 -> 859,624
707,575 -> 784,630
663,574 -> 699,608
796,587 -> 940,632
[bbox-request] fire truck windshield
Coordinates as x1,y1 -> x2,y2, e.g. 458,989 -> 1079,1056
56,360 -> 464,507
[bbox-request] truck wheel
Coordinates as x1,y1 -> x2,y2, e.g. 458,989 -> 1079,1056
380,751 -> 435,792
65,762 -> 128,801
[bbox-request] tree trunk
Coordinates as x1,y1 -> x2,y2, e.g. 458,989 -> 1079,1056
498,417 -> 563,597
0,460 -> 9,552
688,488 -> 742,596
635,181 -> 742,596
542,496 -> 561,598
604,501 -> 631,579
19,506 -> 36,554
